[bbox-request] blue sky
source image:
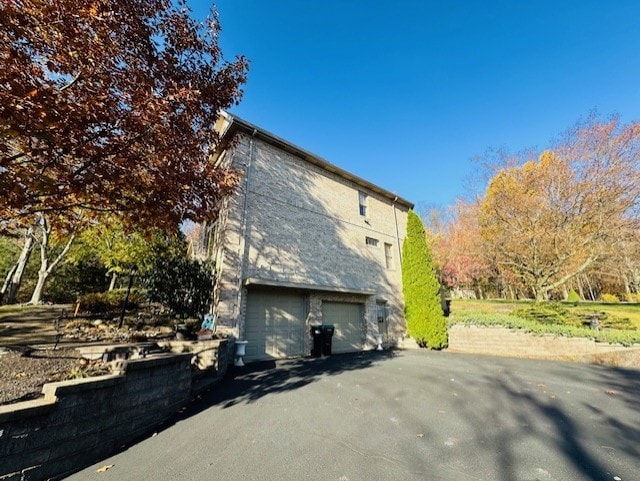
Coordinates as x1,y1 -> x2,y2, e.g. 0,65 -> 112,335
192,1 -> 640,208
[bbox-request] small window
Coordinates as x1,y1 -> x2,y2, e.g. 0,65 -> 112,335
365,237 -> 378,247
358,191 -> 368,217
384,243 -> 393,269
376,302 -> 388,323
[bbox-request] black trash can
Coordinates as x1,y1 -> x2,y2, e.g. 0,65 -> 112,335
310,325 -> 323,357
443,299 -> 451,317
321,325 -> 334,356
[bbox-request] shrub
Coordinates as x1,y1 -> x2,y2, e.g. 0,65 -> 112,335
600,293 -> 620,304
401,211 -> 447,349
143,252 -> 213,319
78,288 -> 144,314
566,289 -> 580,303
599,314 -> 635,330
511,303 -> 570,326
44,259 -> 109,303
625,293 -> 640,303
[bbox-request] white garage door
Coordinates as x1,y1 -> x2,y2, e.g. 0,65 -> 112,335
321,302 -> 364,353
244,289 -> 306,361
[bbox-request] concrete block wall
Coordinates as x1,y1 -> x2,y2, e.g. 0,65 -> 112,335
212,136 -> 251,333
244,137 -> 406,294
448,325 -> 633,360
213,133 -> 410,343
159,338 -> 233,380
0,341 -> 231,481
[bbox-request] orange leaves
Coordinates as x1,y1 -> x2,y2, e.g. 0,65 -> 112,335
477,116 -> 640,299
96,464 -> 114,473
433,200 -> 490,289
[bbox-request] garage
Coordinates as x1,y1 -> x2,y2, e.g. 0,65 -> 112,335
321,301 -> 364,353
244,289 -> 306,361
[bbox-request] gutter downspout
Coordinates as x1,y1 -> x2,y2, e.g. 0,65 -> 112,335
236,128 -> 257,338
392,196 -> 407,343
392,196 -> 402,263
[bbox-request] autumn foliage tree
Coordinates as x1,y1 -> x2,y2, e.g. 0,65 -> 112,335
0,0 -> 248,232
433,200 -> 492,298
71,218 -> 155,290
402,211 -> 447,349
479,116 -> 640,301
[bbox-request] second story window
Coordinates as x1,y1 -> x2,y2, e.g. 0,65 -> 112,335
358,191 -> 368,217
366,237 -> 378,247
384,242 -> 393,269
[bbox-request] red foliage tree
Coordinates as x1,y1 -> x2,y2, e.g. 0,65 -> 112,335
0,0 -> 248,232
433,200 -> 492,297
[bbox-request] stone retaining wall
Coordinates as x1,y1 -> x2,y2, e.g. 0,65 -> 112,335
448,325 -> 635,361
0,339 -> 230,481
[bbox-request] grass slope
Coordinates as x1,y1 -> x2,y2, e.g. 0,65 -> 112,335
450,299 -> 640,346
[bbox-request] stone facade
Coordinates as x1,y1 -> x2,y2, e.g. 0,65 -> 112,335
211,114 -> 412,356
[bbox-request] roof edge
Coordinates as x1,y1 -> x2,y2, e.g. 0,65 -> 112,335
243,277 -> 377,295
221,113 -> 414,210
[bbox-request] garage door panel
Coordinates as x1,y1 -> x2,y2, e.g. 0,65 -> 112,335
245,290 -> 305,361
334,322 -> 361,351
321,302 -> 364,353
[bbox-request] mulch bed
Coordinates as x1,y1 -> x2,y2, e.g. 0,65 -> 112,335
0,348 -> 84,405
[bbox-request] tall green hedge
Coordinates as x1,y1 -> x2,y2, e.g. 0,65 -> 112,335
401,210 -> 448,349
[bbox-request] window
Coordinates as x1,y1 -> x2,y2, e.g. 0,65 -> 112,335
376,302 -> 388,323
358,191 -> 368,217
365,237 -> 378,247
384,243 -> 393,269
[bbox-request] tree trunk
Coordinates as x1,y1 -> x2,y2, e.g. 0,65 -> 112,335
533,280 -> 546,302
4,227 -> 35,304
622,273 -> 631,295
109,271 -> 117,290
0,263 -> 19,305
29,267 -> 48,306
577,277 -> 585,300
28,215 -> 75,305
584,275 -> 596,301
631,269 -> 640,294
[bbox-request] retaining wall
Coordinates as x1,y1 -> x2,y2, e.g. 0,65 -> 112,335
448,325 -> 636,360
0,339 -> 230,481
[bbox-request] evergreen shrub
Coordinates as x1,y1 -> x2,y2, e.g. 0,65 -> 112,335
143,254 -> 213,319
566,289 -> 580,303
401,211 -> 447,349
512,303 -> 569,326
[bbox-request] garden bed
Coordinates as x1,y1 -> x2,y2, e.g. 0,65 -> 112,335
0,347 -> 105,405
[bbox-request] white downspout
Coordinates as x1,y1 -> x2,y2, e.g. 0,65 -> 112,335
392,196 -> 402,263
392,196 -> 405,344
236,128 -> 258,339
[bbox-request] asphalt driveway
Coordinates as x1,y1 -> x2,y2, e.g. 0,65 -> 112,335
67,350 -> 640,481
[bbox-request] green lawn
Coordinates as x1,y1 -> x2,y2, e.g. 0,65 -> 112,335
451,299 -> 640,329
448,299 -> 640,346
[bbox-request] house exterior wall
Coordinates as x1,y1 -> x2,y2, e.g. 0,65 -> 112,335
212,123 -> 410,353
